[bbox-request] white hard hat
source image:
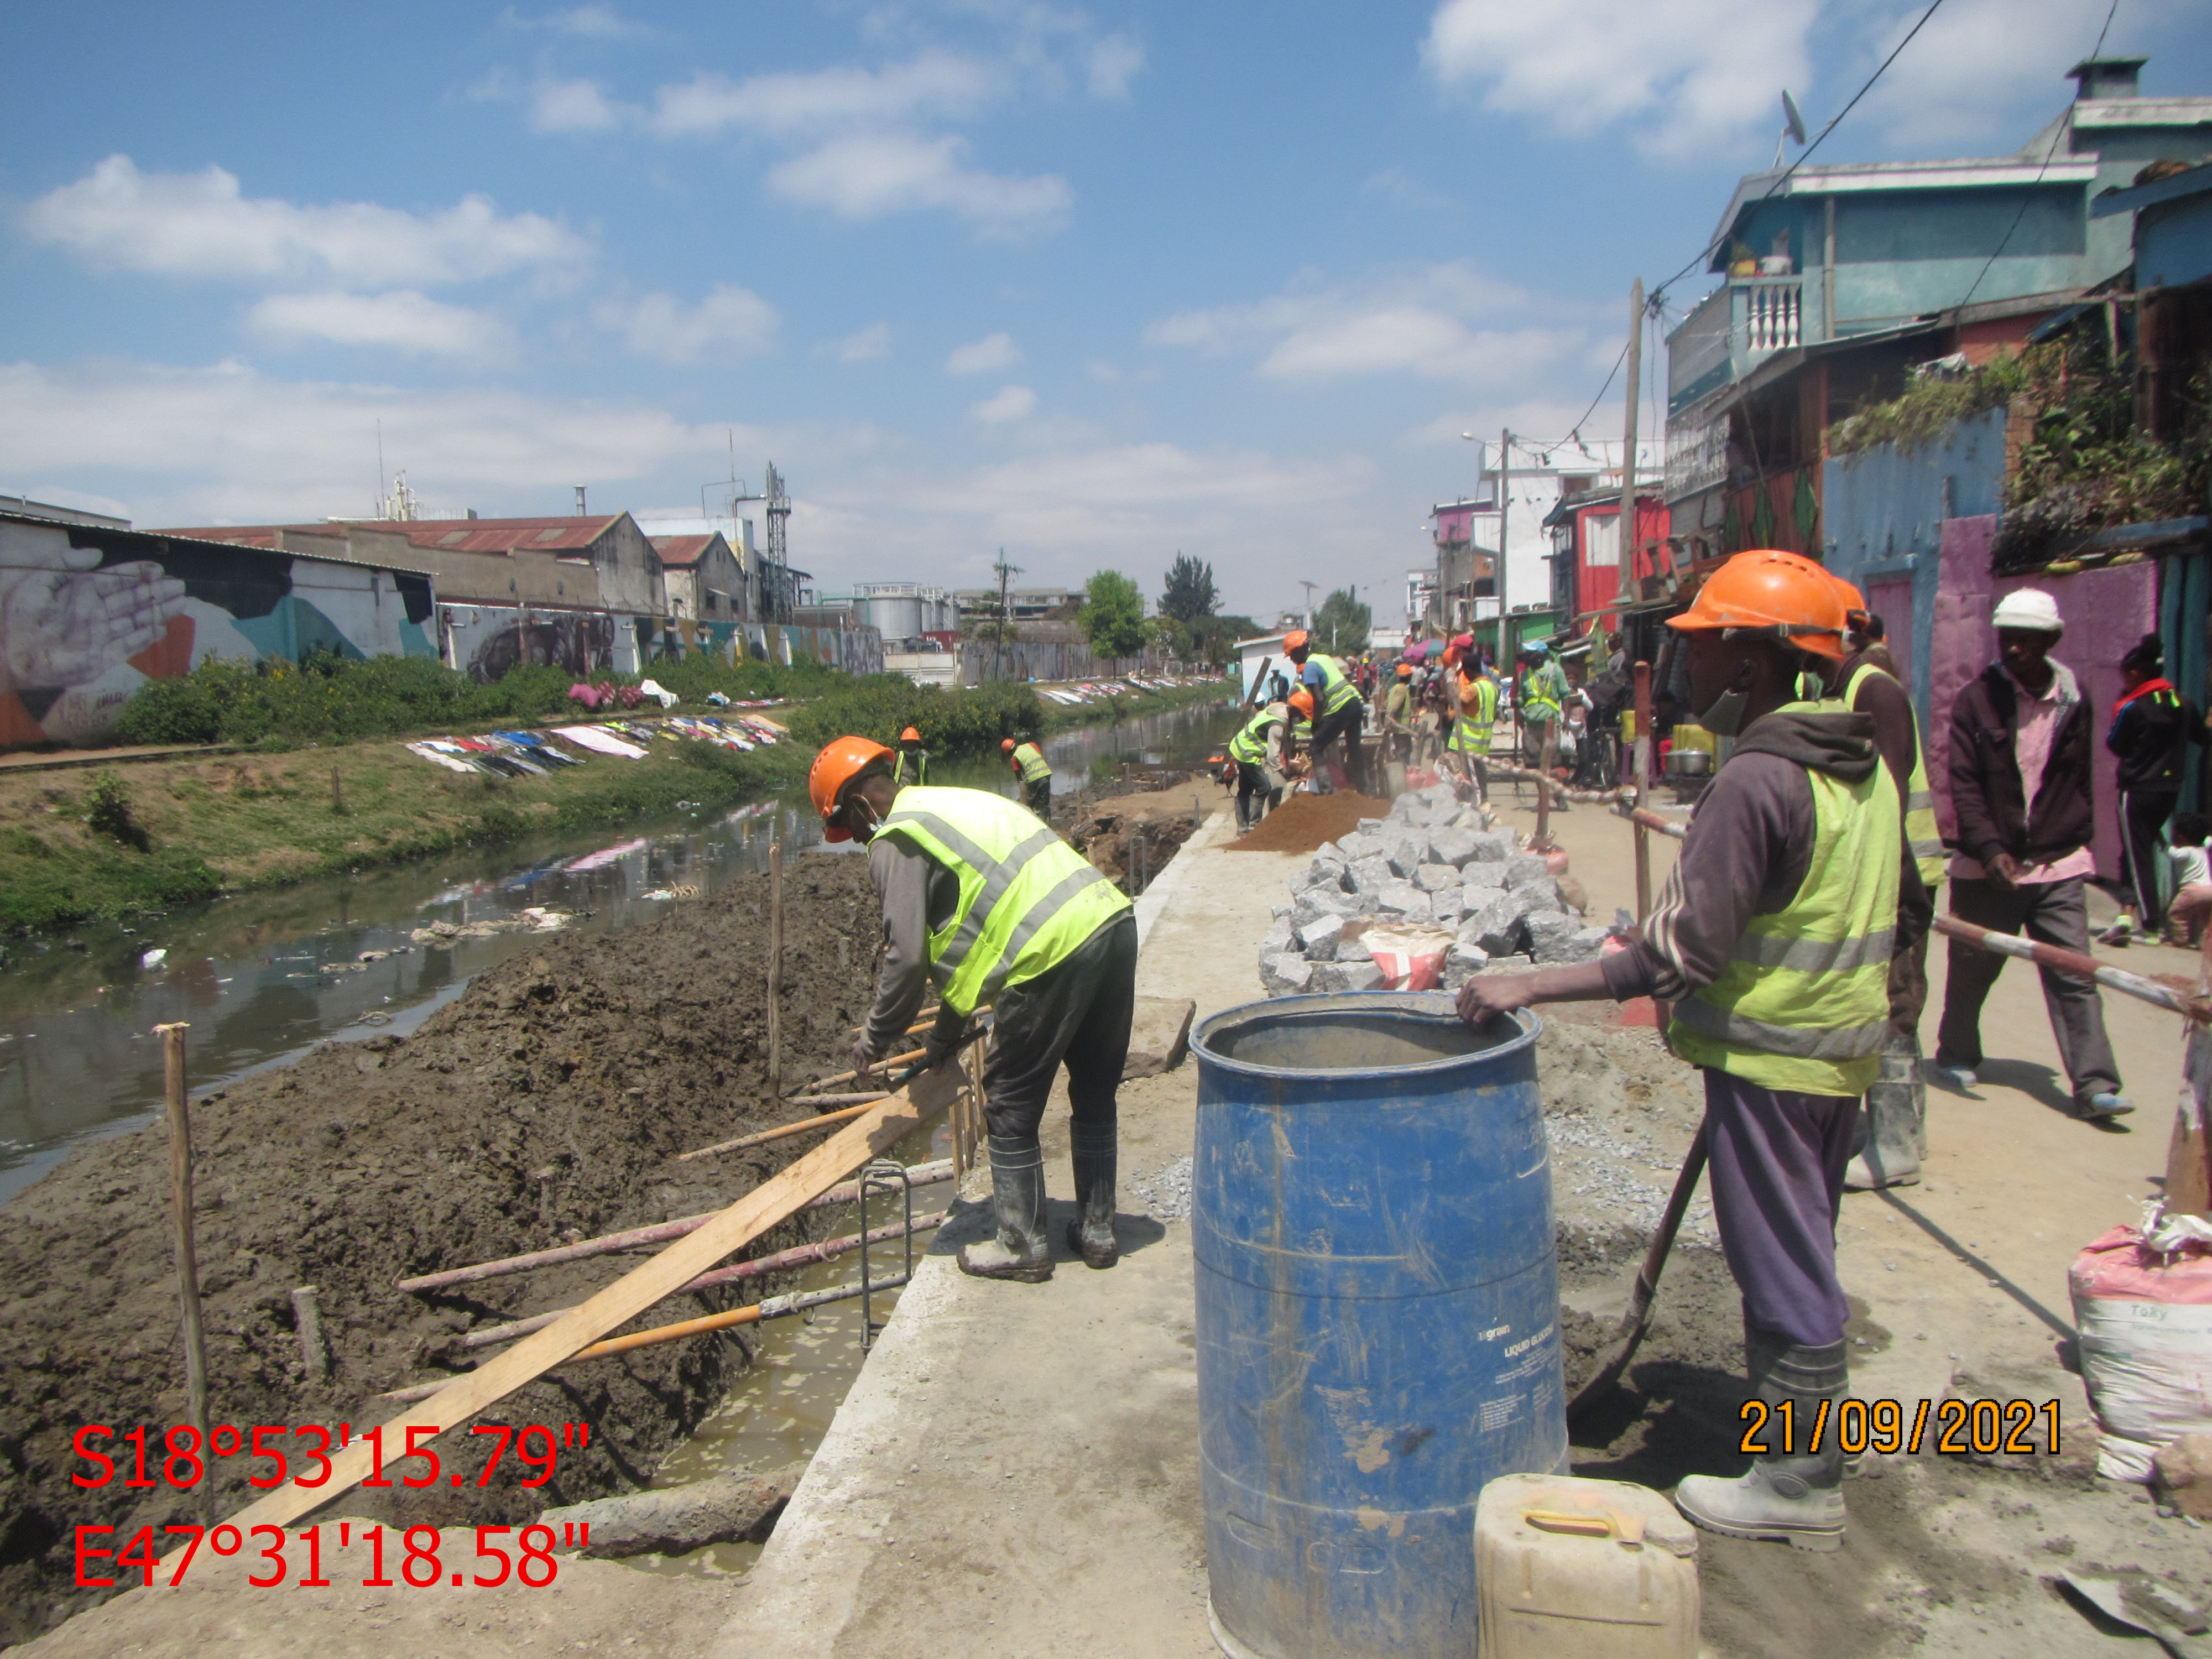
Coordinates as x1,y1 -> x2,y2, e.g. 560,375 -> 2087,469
1991,588 -> 2064,635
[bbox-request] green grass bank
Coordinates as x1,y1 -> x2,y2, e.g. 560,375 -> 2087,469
0,672 -> 1226,931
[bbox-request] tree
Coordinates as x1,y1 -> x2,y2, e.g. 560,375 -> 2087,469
1191,613 -> 1259,668
1080,571 -> 1149,659
1313,587 -> 1371,656
1160,552 -> 1219,625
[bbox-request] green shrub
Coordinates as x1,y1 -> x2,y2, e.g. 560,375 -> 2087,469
86,774 -> 151,852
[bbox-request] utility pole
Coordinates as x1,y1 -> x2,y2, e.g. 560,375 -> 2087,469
1298,581 -> 1318,632
1617,280 -> 1644,612
1495,428 -> 1511,656
992,551 -> 1021,684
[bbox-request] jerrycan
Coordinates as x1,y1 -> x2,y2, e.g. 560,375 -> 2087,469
1474,1473 -> 1700,1659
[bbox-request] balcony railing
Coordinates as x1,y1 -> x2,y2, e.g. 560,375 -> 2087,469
1741,278 -> 1801,353
1667,275 -> 1818,416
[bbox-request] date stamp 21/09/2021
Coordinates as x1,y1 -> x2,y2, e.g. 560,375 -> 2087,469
1740,1397 -> 2060,1457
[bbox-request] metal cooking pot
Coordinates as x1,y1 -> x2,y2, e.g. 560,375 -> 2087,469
1670,749 -> 1713,777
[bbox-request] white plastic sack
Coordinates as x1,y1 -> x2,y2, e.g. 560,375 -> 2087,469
2069,1214 -> 2212,1481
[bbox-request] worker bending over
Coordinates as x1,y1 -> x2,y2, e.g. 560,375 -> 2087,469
894,725 -> 931,787
1003,735 -> 1052,818
815,738 -> 1136,1281
1283,629 -> 1366,795
1228,693 -> 1293,832
1447,653 -> 1499,800
1456,550 -> 1927,1552
1832,577 -> 1945,1191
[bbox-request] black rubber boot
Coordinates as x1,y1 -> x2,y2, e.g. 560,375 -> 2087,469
958,1134 -> 1053,1283
1844,1032 -> 1924,1190
1066,1121 -> 1119,1269
1675,1332 -> 1848,1552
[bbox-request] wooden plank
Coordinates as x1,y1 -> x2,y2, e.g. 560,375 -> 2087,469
212,1063 -> 964,1538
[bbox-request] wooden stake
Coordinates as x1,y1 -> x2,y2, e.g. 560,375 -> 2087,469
676,1099 -> 880,1161
211,1067 -> 963,1540
330,768 -> 345,815
291,1286 -> 327,1382
1632,659 -> 1654,922
157,1022 -> 212,1523
767,836 -> 784,1104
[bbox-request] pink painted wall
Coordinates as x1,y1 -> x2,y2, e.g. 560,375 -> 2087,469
1926,514 -> 2156,881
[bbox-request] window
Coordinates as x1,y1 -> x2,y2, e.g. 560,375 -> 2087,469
1584,513 -> 1620,567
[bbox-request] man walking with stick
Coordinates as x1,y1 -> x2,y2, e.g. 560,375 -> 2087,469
817,737 -> 1135,1281
1455,550 -> 1926,1551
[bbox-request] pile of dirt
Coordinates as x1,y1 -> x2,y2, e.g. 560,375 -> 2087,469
1225,791 -> 1395,855
1067,799 -> 1207,889
0,854 -> 887,1647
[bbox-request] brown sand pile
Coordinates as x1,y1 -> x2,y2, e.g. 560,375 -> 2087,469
0,855 -> 884,1646
1225,791 -> 1394,854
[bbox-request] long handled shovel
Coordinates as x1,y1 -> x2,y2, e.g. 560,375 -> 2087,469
1567,1121 -> 1708,1422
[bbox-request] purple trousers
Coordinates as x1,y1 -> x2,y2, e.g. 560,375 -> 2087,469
1702,1068 -> 1860,1350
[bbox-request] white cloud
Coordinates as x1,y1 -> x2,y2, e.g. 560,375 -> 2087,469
831,322 -> 892,362
23,156 -> 588,288
1146,263 -> 1574,388
247,291 -> 510,358
1364,168 -> 1454,211
945,331 -> 1021,374
597,285 -> 779,363
1087,36 -> 1145,99
529,76 -> 625,132
537,4 -> 649,37
768,133 -> 1071,238
0,358 -> 773,523
651,51 -> 997,137
971,384 -> 1036,423
1422,0 -> 1818,159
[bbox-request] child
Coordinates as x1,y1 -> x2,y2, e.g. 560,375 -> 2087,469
2168,812 -> 2211,948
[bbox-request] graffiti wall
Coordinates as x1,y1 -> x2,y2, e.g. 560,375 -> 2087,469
438,605 -> 616,684
1,515 -> 435,749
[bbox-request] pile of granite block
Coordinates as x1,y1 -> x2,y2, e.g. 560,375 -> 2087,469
1256,780 -> 1612,997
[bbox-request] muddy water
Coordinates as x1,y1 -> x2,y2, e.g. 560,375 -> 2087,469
0,698 -> 1235,1202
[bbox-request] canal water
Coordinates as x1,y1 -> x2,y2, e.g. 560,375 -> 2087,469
0,697 -> 1237,1202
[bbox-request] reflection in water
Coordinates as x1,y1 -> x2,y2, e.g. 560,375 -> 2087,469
0,698 -> 1235,1203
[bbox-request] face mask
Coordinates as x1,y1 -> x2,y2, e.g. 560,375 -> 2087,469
1698,662 -> 1755,738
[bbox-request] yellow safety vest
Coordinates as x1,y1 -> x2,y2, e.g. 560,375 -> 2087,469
1522,662 -> 1566,721
1010,742 -> 1050,783
1843,662 -> 1943,885
1668,702 -> 1901,1097
894,749 -> 929,787
875,786 -> 1130,1018
1305,654 -> 1362,717
1229,703 -> 1285,765
1451,673 -> 1499,755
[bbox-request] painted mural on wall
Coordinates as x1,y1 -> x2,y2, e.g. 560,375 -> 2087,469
0,517 -> 435,749
439,605 -> 615,684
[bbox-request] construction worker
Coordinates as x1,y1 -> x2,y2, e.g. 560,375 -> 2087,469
813,737 -> 1135,1281
1003,735 -> 1052,818
1519,642 -> 1568,771
1832,577 -> 1945,1191
893,726 -> 930,787
1381,663 -> 1416,767
1456,549 -> 1928,1552
1934,588 -> 2129,1118
1447,654 -> 1500,800
1282,628 -> 1366,795
1228,693 -> 1293,832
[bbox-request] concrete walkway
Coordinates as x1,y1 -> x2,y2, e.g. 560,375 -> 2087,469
715,808 -> 1277,1659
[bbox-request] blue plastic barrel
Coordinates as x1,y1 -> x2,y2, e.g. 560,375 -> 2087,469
1190,990 -> 1566,1659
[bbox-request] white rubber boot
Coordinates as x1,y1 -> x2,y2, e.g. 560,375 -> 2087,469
1676,1335 -> 1847,1552
1844,1035 -> 1923,1190
958,1135 -> 1054,1283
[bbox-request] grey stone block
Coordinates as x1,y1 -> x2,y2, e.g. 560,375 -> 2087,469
1458,860 -> 1507,890
1259,916 -> 1295,956
1427,887 -> 1467,925
1374,880 -> 1425,914
1318,959 -> 1386,994
1261,953 -> 1316,996
1337,931 -> 1374,964
1356,817 -> 1386,836
1297,915 -> 1345,961
1525,910 -> 1578,963
1448,940 -> 1490,970
1427,826 -> 1479,867
1462,890 -> 1533,957
1463,832 -> 1511,863
1348,855 -> 1395,893
1451,807 -> 1490,831
1505,854 -> 1554,890
1307,855 -> 1349,890
1291,888 -> 1365,929
1414,861 -> 1461,893
1335,832 -> 1380,863
1562,926 -> 1611,963
1312,839 -> 1344,864
1385,837 -> 1430,877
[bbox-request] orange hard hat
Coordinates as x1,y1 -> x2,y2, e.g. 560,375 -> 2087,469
1001,737 -> 1017,752
1667,549 -> 1848,661
1826,571 -> 1870,630
1282,629 -> 1310,655
809,735 -> 892,842
1287,686 -> 1317,720
1396,662 -> 1413,678
900,726 -> 921,743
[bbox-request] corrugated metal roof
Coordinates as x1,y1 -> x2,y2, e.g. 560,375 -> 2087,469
327,515 -> 624,554
649,534 -> 717,568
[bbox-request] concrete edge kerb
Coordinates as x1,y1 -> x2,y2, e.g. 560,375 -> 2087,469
1135,806 -> 1237,948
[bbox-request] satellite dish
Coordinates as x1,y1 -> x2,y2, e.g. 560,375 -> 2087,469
1782,90 -> 1807,147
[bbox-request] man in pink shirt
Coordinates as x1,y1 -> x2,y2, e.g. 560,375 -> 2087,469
1934,589 -> 2129,1117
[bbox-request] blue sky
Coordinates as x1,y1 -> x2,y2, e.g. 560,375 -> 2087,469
4,0 -> 2208,623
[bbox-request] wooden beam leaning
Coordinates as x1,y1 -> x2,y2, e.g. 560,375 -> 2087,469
214,1063 -> 965,1538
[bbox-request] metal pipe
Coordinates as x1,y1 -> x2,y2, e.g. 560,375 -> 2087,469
158,1022 -> 212,1525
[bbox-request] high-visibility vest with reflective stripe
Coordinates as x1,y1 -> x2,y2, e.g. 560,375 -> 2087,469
1844,662 -> 1943,884
1522,662 -> 1566,721
1667,702 -> 1901,1097
894,749 -> 929,787
1010,742 -> 1050,783
876,786 -> 1129,1018
1229,703 -> 1286,765
1451,672 -> 1499,754
1306,654 -> 1362,717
